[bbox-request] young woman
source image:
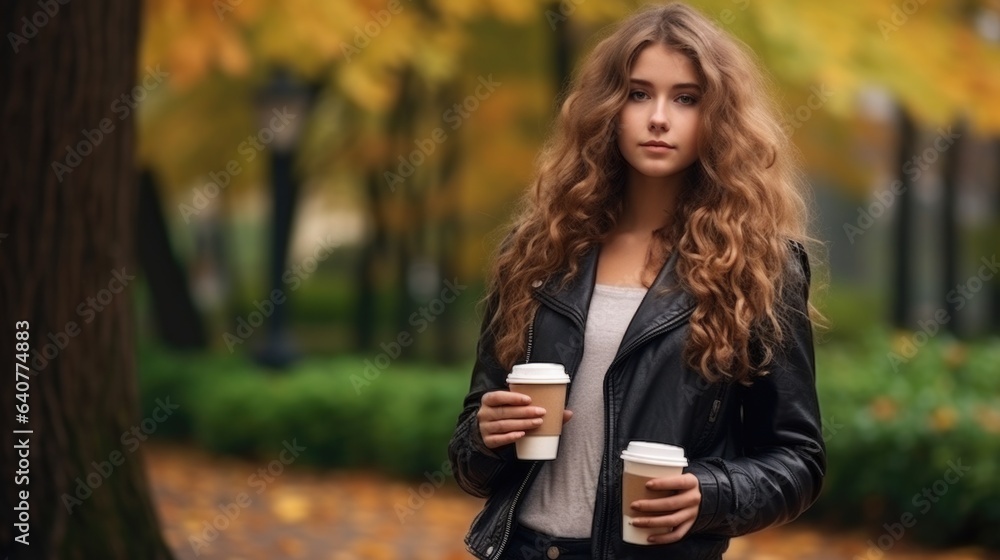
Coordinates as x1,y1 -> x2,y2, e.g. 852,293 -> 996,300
447,3 -> 826,559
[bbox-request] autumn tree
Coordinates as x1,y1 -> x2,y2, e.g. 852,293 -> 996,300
0,1 -> 174,558
135,0 -> 1000,353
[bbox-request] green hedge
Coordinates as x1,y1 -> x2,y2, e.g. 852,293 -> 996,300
806,330 -> 1000,549
136,346 -> 469,478
137,331 -> 1000,549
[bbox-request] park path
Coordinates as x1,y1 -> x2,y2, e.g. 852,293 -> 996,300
145,443 -> 997,560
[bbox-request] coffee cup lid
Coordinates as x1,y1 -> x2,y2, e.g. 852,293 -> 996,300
506,363 -> 570,384
620,441 -> 688,467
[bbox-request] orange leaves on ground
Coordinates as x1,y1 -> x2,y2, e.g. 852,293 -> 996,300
271,488 -> 312,523
145,442 -> 992,559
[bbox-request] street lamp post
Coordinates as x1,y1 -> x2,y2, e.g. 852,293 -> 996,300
252,68 -> 313,369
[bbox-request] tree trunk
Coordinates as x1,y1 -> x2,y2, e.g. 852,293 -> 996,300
891,108 -> 918,329
993,139 -> 1000,333
549,1 -> 574,98
355,170 -> 385,351
354,65 -> 420,355
0,1 -> 173,558
939,121 -> 964,334
137,168 -> 207,349
434,83 -> 464,365
391,68 -> 421,344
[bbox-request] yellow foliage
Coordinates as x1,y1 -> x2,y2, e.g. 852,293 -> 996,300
870,396 -> 898,421
975,406 -> 1000,434
929,406 -> 958,432
136,0 -> 1000,213
337,64 -> 398,113
140,0 -> 255,89
943,342 -> 969,371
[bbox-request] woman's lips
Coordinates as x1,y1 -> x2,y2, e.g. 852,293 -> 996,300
640,143 -> 676,152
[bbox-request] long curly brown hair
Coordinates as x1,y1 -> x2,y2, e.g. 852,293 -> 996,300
481,2 -> 821,385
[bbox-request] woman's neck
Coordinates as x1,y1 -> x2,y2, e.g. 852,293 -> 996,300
614,167 -> 685,236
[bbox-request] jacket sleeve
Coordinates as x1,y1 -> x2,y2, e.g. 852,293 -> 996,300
686,243 -> 826,536
447,287 -> 519,498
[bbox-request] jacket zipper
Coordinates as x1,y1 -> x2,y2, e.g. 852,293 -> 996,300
511,291 -> 694,558
525,321 -> 534,363
708,392 -> 723,423
492,461 -> 540,559
691,382 -> 729,457
492,308 -> 538,560
596,306 -> 695,559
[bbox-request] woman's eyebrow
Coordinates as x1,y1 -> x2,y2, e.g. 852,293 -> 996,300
672,82 -> 703,92
628,78 -> 654,87
628,78 -> 703,93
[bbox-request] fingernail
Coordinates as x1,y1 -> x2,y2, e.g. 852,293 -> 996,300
532,418 -> 543,424
536,408 -> 546,415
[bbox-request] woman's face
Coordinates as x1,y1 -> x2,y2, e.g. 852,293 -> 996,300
616,43 -> 703,181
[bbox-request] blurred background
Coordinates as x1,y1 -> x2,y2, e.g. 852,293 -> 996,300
3,0 -> 1000,559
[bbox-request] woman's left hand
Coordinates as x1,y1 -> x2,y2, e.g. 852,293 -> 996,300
628,473 -> 702,544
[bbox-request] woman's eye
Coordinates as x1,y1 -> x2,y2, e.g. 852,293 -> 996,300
629,90 -> 649,101
677,94 -> 698,105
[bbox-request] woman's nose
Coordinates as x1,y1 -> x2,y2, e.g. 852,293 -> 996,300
648,101 -> 669,131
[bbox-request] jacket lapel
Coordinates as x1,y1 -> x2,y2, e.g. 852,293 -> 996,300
531,244 -> 599,332
616,248 -> 696,360
533,243 -> 696,359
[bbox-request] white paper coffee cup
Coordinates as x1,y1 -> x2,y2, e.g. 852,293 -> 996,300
506,364 -> 570,460
620,442 -> 688,545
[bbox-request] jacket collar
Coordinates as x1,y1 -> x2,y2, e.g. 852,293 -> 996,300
533,243 -> 696,355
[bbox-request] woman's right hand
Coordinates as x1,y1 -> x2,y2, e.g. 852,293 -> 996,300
477,390 -> 573,449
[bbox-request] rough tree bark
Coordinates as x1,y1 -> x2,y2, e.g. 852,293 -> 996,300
0,1 -> 174,558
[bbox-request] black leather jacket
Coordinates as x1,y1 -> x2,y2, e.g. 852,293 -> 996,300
447,242 -> 825,560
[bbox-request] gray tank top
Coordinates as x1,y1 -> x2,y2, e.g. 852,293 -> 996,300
516,282 -> 648,537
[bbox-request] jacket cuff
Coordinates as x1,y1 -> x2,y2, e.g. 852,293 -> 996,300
468,413 -> 517,462
686,458 -> 728,535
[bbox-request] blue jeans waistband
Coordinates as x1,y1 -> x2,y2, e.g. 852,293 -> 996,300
502,522 -> 592,560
